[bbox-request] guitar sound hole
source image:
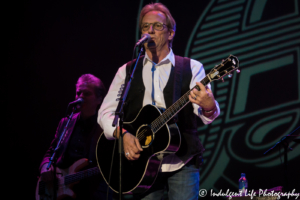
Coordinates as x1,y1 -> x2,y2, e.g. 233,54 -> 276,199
136,125 -> 153,147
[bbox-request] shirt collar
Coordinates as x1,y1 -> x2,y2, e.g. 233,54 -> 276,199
143,48 -> 175,67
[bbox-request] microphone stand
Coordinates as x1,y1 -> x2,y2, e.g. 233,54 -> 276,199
263,126 -> 300,193
46,105 -> 79,200
112,45 -> 144,200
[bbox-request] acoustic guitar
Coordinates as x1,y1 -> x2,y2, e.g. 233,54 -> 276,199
96,55 -> 240,194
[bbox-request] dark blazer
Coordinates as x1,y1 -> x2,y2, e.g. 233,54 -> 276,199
39,112 -> 102,170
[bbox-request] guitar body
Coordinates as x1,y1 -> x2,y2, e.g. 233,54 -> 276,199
97,54 -> 240,195
96,104 -> 181,194
35,158 -> 89,200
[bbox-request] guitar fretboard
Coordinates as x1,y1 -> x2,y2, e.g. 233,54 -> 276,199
150,76 -> 210,133
64,167 -> 100,185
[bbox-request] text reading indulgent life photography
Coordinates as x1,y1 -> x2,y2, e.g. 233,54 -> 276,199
198,189 -> 299,199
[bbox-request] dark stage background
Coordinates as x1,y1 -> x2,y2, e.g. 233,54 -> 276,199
6,0 -> 300,199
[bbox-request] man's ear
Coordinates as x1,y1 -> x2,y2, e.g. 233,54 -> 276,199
168,29 -> 175,41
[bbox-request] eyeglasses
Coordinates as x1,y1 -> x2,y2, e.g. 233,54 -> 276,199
141,22 -> 167,31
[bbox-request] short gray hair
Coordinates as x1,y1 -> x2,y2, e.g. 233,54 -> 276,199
76,74 -> 106,98
139,3 -> 176,48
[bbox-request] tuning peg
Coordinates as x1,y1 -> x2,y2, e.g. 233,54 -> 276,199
236,69 -> 241,73
228,74 -> 232,78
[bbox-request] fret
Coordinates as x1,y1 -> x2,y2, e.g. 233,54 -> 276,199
150,55 -> 239,134
64,167 -> 99,185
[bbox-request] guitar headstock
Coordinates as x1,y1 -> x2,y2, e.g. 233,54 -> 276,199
208,55 -> 240,82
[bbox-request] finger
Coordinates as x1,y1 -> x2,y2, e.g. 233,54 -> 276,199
190,90 -> 195,96
190,90 -> 199,100
127,148 -> 140,160
206,87 -> 212,94
193,88 -> 200,96
123,135 -> 134,160
124,149 -> 130,160
196,82 -> 206,91
129,146 -> 139,154
128,149 -> 136,160
124,147 -> 133,160
135,138 -> 143,151
124,134 -> 142,160
189,94 -> 196,103
127,136 -> 140,153
132,152 -> 141,160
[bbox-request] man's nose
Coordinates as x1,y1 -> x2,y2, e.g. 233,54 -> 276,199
148,25 -> 155,33
79,93 -> 84,98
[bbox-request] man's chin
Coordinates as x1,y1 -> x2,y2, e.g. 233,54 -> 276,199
146,41 -> 156,49
76,104 -> 84,112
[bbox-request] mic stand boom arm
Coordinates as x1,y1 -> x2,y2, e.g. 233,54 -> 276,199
263,126 -> 300,192
46,106 -> 79,200
112,45 -> 144,199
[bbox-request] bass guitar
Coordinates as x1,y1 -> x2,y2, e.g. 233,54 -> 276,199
96,55 -> 240,194
36,158 -> 100,200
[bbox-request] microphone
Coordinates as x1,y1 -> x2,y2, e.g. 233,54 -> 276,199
135,34 -> 151,46
68,98 -> 84,106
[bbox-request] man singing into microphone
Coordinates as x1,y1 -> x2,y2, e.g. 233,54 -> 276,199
39,74 -> 112,200
98,3 -> 220,200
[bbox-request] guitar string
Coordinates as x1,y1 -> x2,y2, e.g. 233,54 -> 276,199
136,57 -> 235,142
65,168 -> 98,184
64,167 -> 99,185
150,57 -> 235,133
39,167 -> 100,194
136,78 -> 206,141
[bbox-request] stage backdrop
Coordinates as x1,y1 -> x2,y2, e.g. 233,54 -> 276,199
6,0 -> 299,199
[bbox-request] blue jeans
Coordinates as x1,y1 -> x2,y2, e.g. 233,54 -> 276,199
134,159 -> 200,200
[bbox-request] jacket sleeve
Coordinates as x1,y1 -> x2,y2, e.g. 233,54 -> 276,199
39,118 -> 65,172
97,64 -> 127,140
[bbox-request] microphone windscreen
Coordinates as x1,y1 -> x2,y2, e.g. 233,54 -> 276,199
142,33 -> 151,42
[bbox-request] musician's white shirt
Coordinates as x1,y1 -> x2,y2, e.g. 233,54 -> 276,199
98,49 -> 220,172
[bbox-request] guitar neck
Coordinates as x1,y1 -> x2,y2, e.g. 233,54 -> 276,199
151,76 -> 210,133
64,167 -> 100,185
